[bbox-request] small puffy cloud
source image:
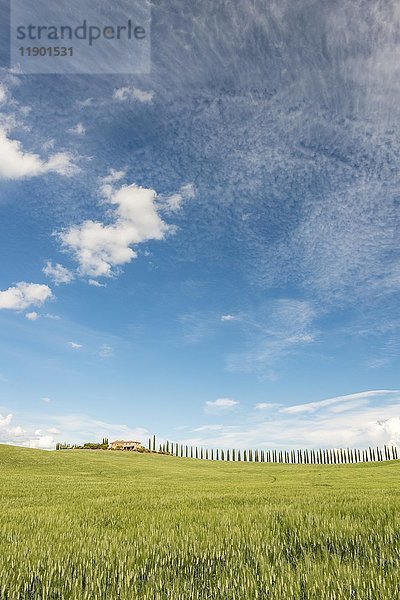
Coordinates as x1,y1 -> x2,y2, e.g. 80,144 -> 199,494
101,169 -> 126,185
113,87 -> 154,103
0,413 -> 25,443
41,397 -> 51,403
205,397 -> 239,413
29,435 -> 56,450
0,413 -> 12,427
99,344 -> 113,358
43,261 -> 74,285
160,183 -> 196,213
25,311 -> 39,321
44,313 -> 61,320
77,97 -> 94,108
88,279 -> 107,288
59,183 -> 173,278
221,314 -> 237,322
0,282 -> 53,311
68,341 -> 82,350
67,123 -> 85,136
255,402 -> 279,410
0,128 -> 78,179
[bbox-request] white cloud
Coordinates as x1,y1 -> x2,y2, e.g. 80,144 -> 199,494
255,402 -> 280,410
25,311 -> 39,321
205,398 -> 239,413
29,435 -> 56,450
49,414 -> 149,447
0,413 -> 56,450
43,261 -> 74,285
43,139 -> 55,151
44,313 -> 61,320
178,398 -> 400,451
88,279 -> 107,288
99,344 -> 113,358
59,183 -> 174,278
221,314 -> 237,321
0,282 -> 53,311
68,341 -> 82,350
77,97 -> 94,108
0,413 -> 25,444
160,183 -> 196,213
41,397 -> 51,403
0,84 -> 8,104
281,390 -> 400,415
192,424 -> 224,432
0,413 -> 12,427
101,169 -> 126,185
67,123 -> 85,136
47,427 -> 61,434
113,87 -> 154,103
0,128 -> 78,179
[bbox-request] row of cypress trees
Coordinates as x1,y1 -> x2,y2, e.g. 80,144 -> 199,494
148,436 -> 399,464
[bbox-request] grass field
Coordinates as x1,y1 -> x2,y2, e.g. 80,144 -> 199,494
0,445 -> 399,599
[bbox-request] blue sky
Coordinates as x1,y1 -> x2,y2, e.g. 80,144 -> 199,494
0,0 -> 400,450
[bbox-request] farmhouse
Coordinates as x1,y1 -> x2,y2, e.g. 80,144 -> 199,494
109,440 -> 141,451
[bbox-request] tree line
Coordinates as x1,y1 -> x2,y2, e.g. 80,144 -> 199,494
148,436 -> 399,464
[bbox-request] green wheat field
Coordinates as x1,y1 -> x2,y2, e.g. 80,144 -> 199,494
0,445 -> 399,599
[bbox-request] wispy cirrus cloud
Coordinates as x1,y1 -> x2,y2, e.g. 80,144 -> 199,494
68,341 -> 82,350
113,87 -> 154,103
205,398 -> 239,414
255,402 -> 280,410
226,299 -> 316,378
281,390 -> 400,415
